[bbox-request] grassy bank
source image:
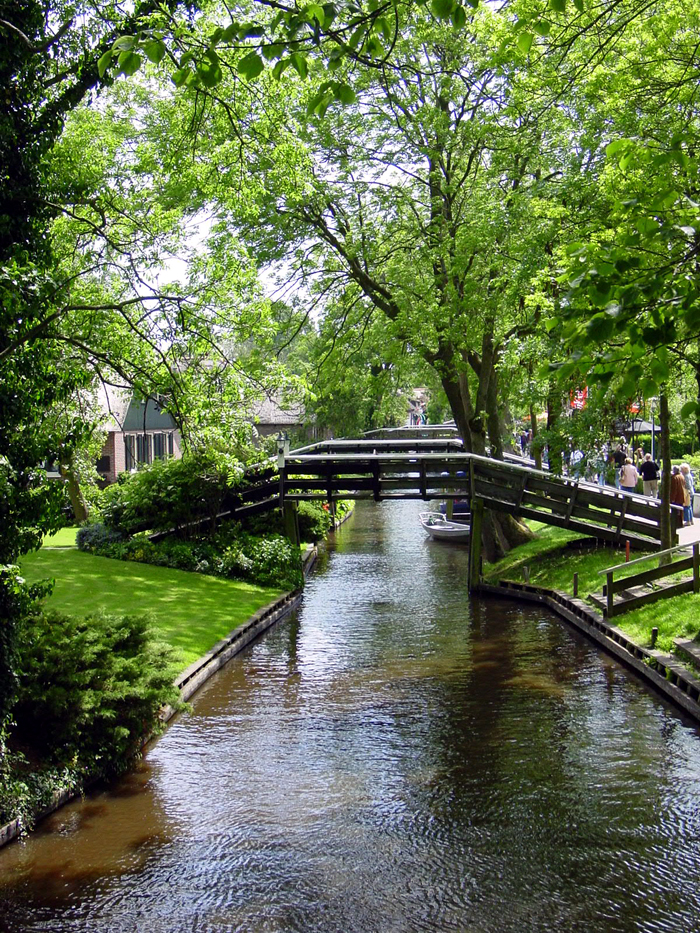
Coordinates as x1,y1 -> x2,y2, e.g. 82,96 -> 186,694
21,549 -> 285,667
484,522 -> 700,654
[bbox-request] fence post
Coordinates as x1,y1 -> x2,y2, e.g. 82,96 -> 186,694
573,572 -> 578,597
283,501 -> 300,548
468,497 -> 484,593
606,570 -> 614,617
694,543 -> 700,594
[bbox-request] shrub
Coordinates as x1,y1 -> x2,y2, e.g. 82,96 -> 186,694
297,501 -> 332,541
13,610 -> 182,775
76,522 -> 124,552
101,451 -> 242,537
223,533 -> 302,590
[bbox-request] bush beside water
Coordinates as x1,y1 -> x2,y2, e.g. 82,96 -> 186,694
1,453 -> 352,834
78,454 -> 349,591
78,522 -> 304,591
1,610 -> 181,829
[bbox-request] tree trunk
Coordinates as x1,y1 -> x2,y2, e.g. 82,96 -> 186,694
546,380 -> 563,475
529,403 -> 542,470
59,456 -> 89,524
440,357 -> 535,563
658,389 -> 673,556
695,341 -> 700,450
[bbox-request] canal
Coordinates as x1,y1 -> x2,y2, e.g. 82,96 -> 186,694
2,500 -> 700,931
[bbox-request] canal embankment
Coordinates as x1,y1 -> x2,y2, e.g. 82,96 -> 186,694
481,520 -> 700,723
0,544 -> 320,850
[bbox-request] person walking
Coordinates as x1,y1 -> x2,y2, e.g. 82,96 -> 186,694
619,457 -> 639,493
612,444 -> 626,488
681,463 -> 695,526
639,453 -> 660,497
671,465 -> 687,534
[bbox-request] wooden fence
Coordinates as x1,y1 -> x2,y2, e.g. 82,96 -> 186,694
594,543 -> 700,617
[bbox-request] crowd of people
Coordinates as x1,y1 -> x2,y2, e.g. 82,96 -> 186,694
515,430 -> 697,528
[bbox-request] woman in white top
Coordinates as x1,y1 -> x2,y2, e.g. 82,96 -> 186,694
619,457 -> 639,493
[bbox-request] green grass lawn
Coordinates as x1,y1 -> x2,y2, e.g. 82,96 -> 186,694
482,522 -> 640,595
21,549 -> 285,668
484,521 -> 700,654
42,526 -> 80,548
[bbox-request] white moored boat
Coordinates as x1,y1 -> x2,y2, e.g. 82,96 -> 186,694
419,511 -> 471,542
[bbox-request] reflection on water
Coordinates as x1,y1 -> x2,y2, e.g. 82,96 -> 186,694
2,500 -> 700,932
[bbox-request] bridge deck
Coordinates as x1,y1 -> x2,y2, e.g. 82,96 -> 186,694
220,439 -> 674,551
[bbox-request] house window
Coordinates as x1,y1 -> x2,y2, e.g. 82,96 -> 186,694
124,435 -> 136,470
96,455 -> 110,473
152,432 -> 175,460
136,434 -> 151,465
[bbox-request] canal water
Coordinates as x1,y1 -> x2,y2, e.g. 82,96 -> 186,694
2,500 -> 700,932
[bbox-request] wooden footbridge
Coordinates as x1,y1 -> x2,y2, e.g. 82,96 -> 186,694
223,437 -> 674,562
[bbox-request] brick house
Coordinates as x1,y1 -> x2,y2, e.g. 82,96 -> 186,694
96,386 -> 183,484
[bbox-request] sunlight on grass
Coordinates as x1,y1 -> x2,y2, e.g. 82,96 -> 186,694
484,521 -> 700,655
42,526 -> 79,548
21,550 -> 285,668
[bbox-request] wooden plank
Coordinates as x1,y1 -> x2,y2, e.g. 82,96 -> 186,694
568,504 -> 659,540
610,556 -> 694,594
614,495 -> 629,543
565,484 -> 579,521
468,497 -> 484,592
609,578 -> 696,617
516,473 -> 528,509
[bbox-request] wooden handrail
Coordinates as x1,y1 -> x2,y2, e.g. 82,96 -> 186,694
599,540 -> 693,575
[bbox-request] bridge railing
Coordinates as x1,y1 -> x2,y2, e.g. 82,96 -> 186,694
208,439 -> 671,551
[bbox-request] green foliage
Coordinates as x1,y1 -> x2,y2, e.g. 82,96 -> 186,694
76,523 -> 124,552
101,452 -> 241,536
85,517 -> 304,591
0,565 -> 52,731
13,610 -> 181,773
633,434 -> 696,459
222,533 -> 303,590
94,0 -> 420,96
0,734 -> 83,830
297,501 -> 333,541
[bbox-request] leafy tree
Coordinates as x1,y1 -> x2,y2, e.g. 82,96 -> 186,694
184,8 -> 578,556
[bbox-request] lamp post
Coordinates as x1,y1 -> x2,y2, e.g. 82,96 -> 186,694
276,431 -> 289,470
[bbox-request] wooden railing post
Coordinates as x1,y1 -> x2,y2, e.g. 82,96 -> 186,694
606,570 -> 614,617
694,543 -> 700,594
283,501 -> 300,548
468,497 -> 484,593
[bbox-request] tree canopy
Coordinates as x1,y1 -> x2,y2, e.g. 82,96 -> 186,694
3,0 -> 700,720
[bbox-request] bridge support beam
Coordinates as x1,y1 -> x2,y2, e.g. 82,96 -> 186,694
283,502 -> 301,548
468,497 -> 484,592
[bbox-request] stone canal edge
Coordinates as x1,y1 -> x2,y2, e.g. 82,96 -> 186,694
476,580 -> 700,725
0,546 -> 319,849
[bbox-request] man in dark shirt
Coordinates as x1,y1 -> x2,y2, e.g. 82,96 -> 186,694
639,453 -> 660,497
612,445 -> 626,488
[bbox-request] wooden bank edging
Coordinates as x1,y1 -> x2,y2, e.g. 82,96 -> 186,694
476,580 -> 700,723
0,546 -> 318,849
165,545 -> 316,712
